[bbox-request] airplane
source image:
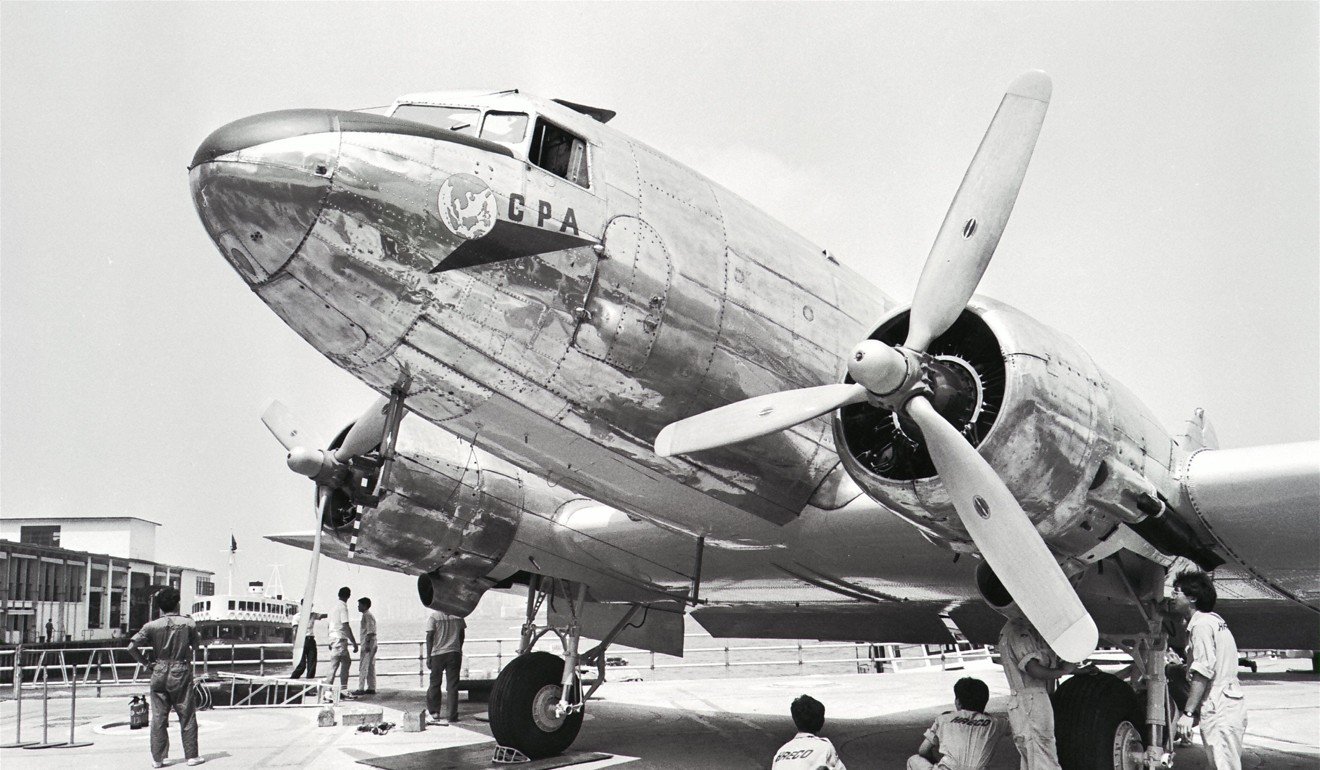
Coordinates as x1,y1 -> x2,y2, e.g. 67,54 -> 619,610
188,72 -> 1319,768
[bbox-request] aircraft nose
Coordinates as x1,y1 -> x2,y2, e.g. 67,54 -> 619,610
189,110 -> 340,284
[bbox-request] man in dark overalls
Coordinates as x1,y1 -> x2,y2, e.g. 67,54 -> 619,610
291,610 -> 327,678
127,588 -> 204,768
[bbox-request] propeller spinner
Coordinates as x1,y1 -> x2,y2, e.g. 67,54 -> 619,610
654,71 -> 1097,662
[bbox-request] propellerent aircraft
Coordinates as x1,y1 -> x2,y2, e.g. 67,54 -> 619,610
189,73 -> 1318,768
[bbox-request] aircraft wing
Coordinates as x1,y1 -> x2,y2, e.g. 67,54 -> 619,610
265,530 -> 402,574
1182,441 -> 1320,609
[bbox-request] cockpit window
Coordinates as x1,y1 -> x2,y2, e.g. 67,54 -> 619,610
480,112 -> 529,146
392,105 -> 479,136
530,119 -> 590,188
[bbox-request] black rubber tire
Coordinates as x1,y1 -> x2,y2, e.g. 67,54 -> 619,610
488,652 -> 583,758
1052,672 -> 1145,770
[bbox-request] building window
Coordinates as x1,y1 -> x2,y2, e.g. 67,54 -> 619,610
20,525 -> 60,548
88,592 -> 103,629
196,579 -> 214,597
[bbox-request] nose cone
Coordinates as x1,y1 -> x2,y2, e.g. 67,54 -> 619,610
189,111 -> 340,284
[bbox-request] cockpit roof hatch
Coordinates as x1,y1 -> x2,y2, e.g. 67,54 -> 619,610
552,99 -> 616,124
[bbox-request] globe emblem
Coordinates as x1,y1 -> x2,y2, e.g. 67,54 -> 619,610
437,174 -> 497,240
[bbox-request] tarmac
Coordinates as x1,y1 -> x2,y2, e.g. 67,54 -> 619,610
1,658 -> 1315,769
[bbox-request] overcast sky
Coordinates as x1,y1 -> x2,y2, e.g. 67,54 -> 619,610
2,2 -> 1316,625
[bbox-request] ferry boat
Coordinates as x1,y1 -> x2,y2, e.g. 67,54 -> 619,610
189,578 -> 298,645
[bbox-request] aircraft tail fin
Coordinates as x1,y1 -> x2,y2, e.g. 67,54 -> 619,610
1177,407 -> 1219,450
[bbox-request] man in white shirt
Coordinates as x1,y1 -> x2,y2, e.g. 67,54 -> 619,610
771,694 -> 847,770
908,677 -> 1005,770
325,586 -> 358,692
353,596 -> 378,695
998,608 -> 1095,770
426,609 -> 466,723
1172,570 -> 1246,770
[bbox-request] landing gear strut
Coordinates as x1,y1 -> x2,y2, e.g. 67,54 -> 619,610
490,576 -> 640,759
1054,561 -> 1181,770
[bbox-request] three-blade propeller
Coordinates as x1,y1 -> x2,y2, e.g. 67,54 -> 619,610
260,398 -> 393,671
654,71 -> 1097,662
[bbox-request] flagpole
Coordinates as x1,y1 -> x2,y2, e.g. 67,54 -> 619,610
227,534 -> 235,595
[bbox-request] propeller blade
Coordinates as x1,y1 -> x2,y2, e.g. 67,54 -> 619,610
290,490 -> 332,671
905,71 -> 1052,351
655,383 -> 869,457
261,400 -> 307,452
334,396 -> 391,462
905,395 -> 1097,661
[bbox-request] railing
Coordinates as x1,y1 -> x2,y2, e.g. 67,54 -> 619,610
0,643 -> 294,691
2,637 -> 989,692
375,638 -> 991,684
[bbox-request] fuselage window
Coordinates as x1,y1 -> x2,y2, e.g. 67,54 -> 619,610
480,111 -> 529,147
530,119 -> 590,188
392,104 -> 480,136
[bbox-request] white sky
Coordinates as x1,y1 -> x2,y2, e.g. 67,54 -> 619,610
2,2 -> 1316,624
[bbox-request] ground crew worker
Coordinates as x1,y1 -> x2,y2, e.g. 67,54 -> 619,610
325,586 -> 358,693
291,610 -> 327,678
998,609 -> 1095,770
426,608 -> 466,724
354,596 -> 377,695
908,677 -> 1005,770
771,694 -> 847,770
1172,570 -> 1246,770
126,587 -> 204,768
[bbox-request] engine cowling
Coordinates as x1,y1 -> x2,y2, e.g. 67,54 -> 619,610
835,298 -> 1116,548
324,418 -> 524,617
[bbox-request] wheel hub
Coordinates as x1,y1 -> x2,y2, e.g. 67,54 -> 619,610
530,683 -> 567,732
1111,719 -> 1144,770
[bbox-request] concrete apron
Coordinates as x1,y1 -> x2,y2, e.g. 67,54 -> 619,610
0,659 -> 1315,769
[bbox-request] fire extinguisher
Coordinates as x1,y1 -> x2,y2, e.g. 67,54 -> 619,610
130,695 -> 149,729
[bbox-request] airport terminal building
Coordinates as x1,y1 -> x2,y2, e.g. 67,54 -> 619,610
0,516 -> 214,644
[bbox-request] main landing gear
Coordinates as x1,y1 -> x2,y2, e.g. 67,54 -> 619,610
1052,570 -> 1182,770
489,575 -> 641,759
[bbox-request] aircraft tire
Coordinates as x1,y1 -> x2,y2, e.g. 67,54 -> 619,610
1052,672 -> 1144,770
489,651 -> 583,758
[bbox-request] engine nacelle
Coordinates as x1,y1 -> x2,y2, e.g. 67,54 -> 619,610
326,417 -> 525,617
835,298 -> 1117,549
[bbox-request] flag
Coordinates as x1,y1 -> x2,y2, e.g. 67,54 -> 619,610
230,534 -> 238,553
